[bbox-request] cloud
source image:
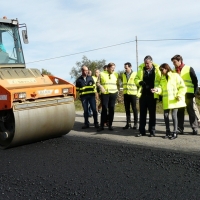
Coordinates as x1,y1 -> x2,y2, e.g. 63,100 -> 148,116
1,0 -> 200,81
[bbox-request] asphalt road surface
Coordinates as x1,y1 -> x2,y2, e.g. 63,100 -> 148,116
0,111 -> 200,199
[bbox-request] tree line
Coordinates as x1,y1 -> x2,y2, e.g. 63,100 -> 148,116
70,55 -> 124,85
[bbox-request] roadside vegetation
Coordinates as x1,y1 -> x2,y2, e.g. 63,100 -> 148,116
75,93 -> 200,114
75,96 -> 200,114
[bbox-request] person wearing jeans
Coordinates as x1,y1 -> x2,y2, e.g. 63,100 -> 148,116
76,65 -> 99,129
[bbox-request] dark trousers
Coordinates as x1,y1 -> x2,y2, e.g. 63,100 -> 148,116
139,95 -> 157,134
123,94 -> 138,124
81,95 -> 98,125
177,96 -> 198,131
88,103 -> 92,116
100,92 -> 118,127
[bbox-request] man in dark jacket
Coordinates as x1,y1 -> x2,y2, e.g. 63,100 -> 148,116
171,54 -> 198,135
76,65 -> 99,129
134,56 -> 161,137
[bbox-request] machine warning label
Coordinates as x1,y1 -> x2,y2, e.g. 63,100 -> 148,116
7,78 -> 37,84
38,89 -> 53,95
0,95 -> 7,100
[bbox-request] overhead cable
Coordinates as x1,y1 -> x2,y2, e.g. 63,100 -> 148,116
26,38 -> 200,64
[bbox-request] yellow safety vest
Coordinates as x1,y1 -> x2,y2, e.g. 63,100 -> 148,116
100,71 -> 118,94
156,71 -> 186,110
134,64 -> 161,98
122,72 -> 137,95
180,65 -> 194,93
92,76 -> 98,92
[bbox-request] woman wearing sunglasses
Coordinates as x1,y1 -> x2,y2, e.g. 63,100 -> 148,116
151,63 -> 186,139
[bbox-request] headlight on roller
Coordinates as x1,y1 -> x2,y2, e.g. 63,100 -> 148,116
62,88 -> 69,94
14,92 -> 26,99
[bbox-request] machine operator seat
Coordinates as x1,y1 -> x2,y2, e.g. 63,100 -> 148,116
0,51 -> 9,63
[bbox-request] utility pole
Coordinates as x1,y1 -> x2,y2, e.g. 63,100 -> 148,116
135,36 -> 138,71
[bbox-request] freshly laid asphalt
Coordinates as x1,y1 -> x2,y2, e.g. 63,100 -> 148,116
0,111 -> 200,199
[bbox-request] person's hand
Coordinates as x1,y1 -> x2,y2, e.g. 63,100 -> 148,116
99,85 -> 105,93
151,88 -> 158,93
96,82 -> 100,87
176,96 -> 181,101
139,81 -> 146,87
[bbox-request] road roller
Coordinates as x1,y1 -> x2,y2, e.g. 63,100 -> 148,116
0,17 -> 76,148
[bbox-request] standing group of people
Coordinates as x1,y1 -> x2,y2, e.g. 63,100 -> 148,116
76,54 -> 199,140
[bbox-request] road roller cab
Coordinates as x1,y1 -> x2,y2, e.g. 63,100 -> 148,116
0,17 -> 76,148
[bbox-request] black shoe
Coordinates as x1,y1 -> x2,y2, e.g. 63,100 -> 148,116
136,133 -> 146,137
132,123 -> 138,130
109,126 -> 114,131
177,127 -> 184,134
149,134 -> 155,137
95,124 -> 99,128
149,131 -> 155,137
163,130 -> 171,139
170,132 -> 178,140
123,124 -> 131,129
82,124 -> 89,129
163,135 -> 169,139
97,127 -> 104,132
192,129 -> 198,135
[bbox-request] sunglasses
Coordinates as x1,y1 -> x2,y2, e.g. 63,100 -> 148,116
159,68 -> 165,72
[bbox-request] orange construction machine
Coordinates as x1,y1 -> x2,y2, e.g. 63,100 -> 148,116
0,17 -> 76,148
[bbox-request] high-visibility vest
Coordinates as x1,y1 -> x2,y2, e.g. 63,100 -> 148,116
100,71 -> 118,94
134,64 -> 161,99
92,76 -> 98,92
156,71 -> 186,110
180,65 -> 194,93
122,72 -> 137,95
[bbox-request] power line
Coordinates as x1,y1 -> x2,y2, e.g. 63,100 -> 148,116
138,38 -> 200,41
26,40 -> 135,64
26,38 -> 200,64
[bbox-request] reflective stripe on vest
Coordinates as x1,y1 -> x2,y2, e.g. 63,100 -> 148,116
122,72 -> 137,95
78,85 -> 95,95
162,89 -> 177,98
180,65 -> 194,93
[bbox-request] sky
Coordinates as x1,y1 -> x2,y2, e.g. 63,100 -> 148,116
1,0 -> 200,83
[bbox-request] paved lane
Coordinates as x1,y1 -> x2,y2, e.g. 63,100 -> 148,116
0,112 -> 199,199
